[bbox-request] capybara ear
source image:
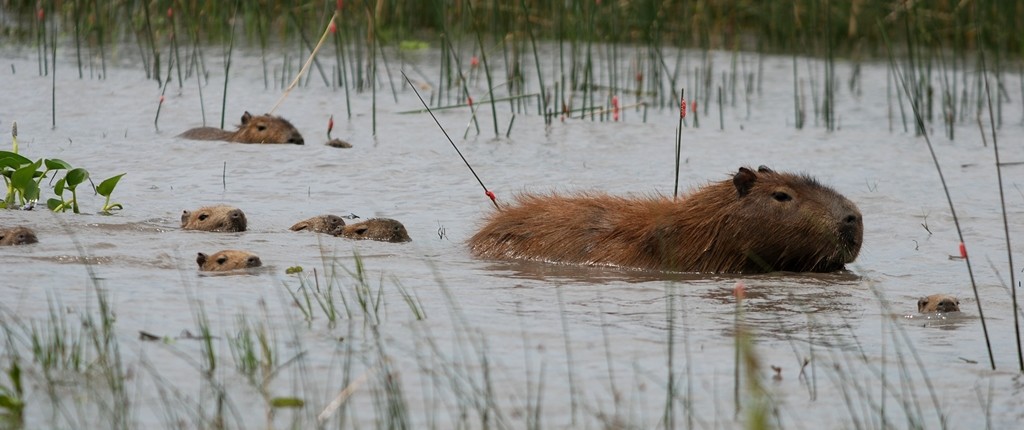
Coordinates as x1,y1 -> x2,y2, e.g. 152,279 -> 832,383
181,210 -> 191,227
241,111 -> 253,124
757,165 -> 774,173
917,297 -> 928,313
196,252 -> 209,268
290,221 -> 309,231
733,167 -> 758,197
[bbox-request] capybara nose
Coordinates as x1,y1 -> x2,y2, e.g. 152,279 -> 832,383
844,214 -> 859,225
937,299 -> 959,312
229,210 -> 242,219
247,256 -> 262,267
290,135 -> 304,145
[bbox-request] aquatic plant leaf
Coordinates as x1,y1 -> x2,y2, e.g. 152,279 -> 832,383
46,198 -> 62,211
0,151 -> 31,168
96,173 -> 125,197
65,168 -> 89,189
53,178 -> 66,195
44,158 -> 72,170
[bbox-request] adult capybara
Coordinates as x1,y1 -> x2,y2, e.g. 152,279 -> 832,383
0,226 -> 37,245
918,294 -> 960,313
196,250 -> 263,272
290,215 -> 347,235
178,111 -> 304,144
469,166 -> 863,273
338,218 -> 411,243
181,205 -> 247,232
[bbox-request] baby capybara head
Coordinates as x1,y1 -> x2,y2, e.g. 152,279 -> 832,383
181,205 -> 247,232
0,226 -> 38,246
232,111 -> 304,145
290,215 -> 347,235
338,218 -> 411,243
698,166 -> 862,272
196,250 -> 263,272
918,294 -> 960,313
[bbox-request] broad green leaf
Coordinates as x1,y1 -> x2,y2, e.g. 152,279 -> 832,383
21,181 -> 39,201
54,177 -> 66,195
47,198 -> 62,211
0,151 -> 31,167
44,158 -> 72,170
65,168 -> 89,189
11,160 -> 41,189
96,173 -> 125,197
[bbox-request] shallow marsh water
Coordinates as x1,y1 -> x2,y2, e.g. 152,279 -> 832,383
1,42 -> 1024,429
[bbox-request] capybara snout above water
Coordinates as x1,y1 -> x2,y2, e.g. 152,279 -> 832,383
197,250 -> 262,272
181,205 -> 248,232
469,166 -> 863,274
0,226 -> 37,246
918,294 -> 960,313
178,111 -> 304,144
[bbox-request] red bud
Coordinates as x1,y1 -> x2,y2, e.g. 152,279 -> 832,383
168,8 -> 173,19
470,56 -> 479,68
959,242 -> 967,259
733,281 -> 746,300
680,96 -> 687,118
37,9 -> 44,21
328,115 -> 334,133
330,22 -> 337,34
337,0 -> 344,11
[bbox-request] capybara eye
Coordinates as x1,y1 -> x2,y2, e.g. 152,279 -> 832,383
257,125 -> 267,131
198,214 -> 209,221
217,256 -> 228,265
772,191 -> 792,202
17,234 -> 25,241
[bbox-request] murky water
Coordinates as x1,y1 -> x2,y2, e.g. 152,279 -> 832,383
2,42 -> 1023,429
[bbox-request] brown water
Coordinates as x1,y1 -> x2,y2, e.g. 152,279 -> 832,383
1,43 -> 1023,429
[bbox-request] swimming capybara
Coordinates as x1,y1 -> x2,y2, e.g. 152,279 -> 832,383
181,205 -> 247,232
196,250 -> 263,272
178,111 -> 304,144
918,294 -> 960,313
469,166 -> 863,273
0,226 -> 38,245
337,218 -> 411,243
326,138 -> 353,148
290,214 -> 347,235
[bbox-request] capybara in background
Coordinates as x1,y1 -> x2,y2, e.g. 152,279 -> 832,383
469,166 -> 863,273
290,215 -> 347,235
0,226 -> 38,246
179,111 -> 304,144
918,294 -> 960,313
181,205 -> 247,232
196,250 -> 262,272
338,218 -> 411,243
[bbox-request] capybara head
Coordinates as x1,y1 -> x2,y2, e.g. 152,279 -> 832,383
231,111 -> 304,145
0,226 -> 38,246
706,166 -> 863,272
469,165 -> 862,273
196,250 -> 262,272
918,294 -> 960,313
181,205 -> 247,232
290,215 -> 347,235
338,218 -> 411,243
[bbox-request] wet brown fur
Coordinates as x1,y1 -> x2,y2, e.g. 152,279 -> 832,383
326,138 -> 353,148
918,294 -> 960,313
469,166 -> 863,273
290,215 -> 347,235
196,250 -> 263,271
181,205 -> 248,232
179,111 -> 304,144
0,226 -> 38,245
337,218 -> 411,243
